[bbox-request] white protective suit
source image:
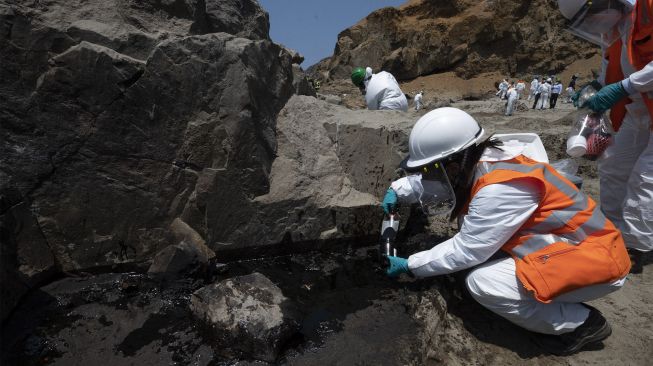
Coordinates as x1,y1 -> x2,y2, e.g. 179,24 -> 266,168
565,86 -> 575,103
515,81 -> 526,99
497,80 -> 509,99
363,67 -> 408,111
414,92 -> 423,111
536,82 -> 551,109
390,134 -> 626,334
596,16 -> 653,252
528,79 -> 539,101
505,88 -> 518,116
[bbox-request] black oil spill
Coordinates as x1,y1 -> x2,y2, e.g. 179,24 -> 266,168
1,244 -> 438,365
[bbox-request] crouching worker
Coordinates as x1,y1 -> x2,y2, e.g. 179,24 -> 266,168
382,107 -> 631,355
351,66 -> 408,111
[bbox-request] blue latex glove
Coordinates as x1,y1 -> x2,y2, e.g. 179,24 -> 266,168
583,81 -> 628,113
386,255 -> 410,277
381,188 -> 398,215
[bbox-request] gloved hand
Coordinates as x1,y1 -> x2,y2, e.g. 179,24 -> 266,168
582,81 -> 628,113
382,188 -> 398,215
386,255 -> 410,277
572,80 -> 604,108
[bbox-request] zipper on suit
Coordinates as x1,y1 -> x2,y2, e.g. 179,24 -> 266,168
537,248 -> 576,264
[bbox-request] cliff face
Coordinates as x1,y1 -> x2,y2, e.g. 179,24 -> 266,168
317,0 -> 599,80
0,0 -> 294,321
0,0 -> 407,323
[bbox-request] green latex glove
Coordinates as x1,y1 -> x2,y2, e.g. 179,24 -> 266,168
386,255 -> 410,277
583,81 -> 628,113
382,188 -> 398,215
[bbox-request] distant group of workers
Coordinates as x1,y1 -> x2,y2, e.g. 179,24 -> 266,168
343,0 -> 650,356
496,75 -> 578,116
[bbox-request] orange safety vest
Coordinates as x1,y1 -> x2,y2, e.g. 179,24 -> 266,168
469,155 -> 631,303
605,0 -> 653,131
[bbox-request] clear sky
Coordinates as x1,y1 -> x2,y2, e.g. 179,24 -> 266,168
258,0 -> 406,68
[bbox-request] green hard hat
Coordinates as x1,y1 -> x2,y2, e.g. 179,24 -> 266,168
351,67 -> 366,87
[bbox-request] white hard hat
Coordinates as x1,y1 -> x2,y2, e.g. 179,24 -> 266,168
405,107 -> 485,168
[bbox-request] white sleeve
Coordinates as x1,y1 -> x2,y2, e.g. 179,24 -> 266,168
390,177 -> 418,204
626,60 -> 653,94
407,179 -> 540,278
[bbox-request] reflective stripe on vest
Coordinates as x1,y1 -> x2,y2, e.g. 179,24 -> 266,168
471,155 -> 631,303
605,0 -> 653,131
480,161 -> 608,259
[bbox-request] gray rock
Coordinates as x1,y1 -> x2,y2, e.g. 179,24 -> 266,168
323,94 -> 343,105
182,95 -> 415,256
190,273 -> 300,362
148,218 -> 216,280
192,0 -> 271,40
0,0 -> 293,318
0,189 -> 58,322
281,45 -> 305,65
292,64 -> 316,97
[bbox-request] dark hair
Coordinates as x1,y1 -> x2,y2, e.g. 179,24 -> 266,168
448,136 -> 503,221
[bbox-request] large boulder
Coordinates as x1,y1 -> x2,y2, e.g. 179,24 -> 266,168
0,0 -> 293,321
147,218 -> 217,281
318,0 -> 599,80
182,95 -> 416,258
190,272 -> 300,362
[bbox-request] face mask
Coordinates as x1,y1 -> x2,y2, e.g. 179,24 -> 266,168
406,162 -> 456,217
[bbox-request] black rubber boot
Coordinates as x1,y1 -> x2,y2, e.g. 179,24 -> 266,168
628,248 -> 644,274
533,304 -> 612,356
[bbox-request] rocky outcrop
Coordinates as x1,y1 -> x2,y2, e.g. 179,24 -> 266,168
317,0 -> 599,80
0,1 -> 420,322
190,272 -> 300,362
0,0 -> 292,321
188,95 -> 415,259
147,218 -> 217,281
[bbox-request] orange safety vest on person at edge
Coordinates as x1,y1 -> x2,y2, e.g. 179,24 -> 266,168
468,155 -> 631,303
605,0 -> 653,131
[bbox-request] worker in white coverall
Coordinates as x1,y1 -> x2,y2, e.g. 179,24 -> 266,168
565,86 -> 575,103
558,0 -> 651,273
536,79 -> 552,109
516,80 -> 526,99
351,67 -> 408,111
414,91 -> 423,111
505,86 -> 518,116
380,107 -> 630,355
528,77 -> 540,101
497,79 -> 509,99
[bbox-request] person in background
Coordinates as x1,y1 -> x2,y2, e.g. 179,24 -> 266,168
558,0 -> 652,273
535,79 -> 551,109
516,79 -> 526,99
550,81 -> 563,108
351,67 -> 408,111
381,107 -> 630,355
414,90 -> 424,111
496,79 -> 509,99
505,85 -> 518,116
569,73 -> 578,90
565,85 -> 575,103
529,77 -> 540,102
